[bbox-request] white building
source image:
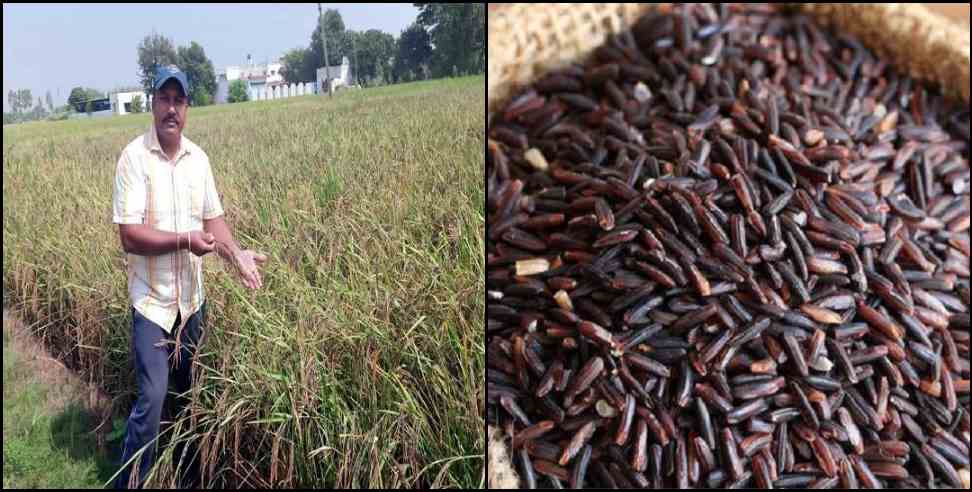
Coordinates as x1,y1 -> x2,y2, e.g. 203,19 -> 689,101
317,56 -> 353,94
216,60 -> 285,104
111,91 -> 152,115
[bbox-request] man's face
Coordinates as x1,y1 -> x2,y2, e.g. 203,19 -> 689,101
153,80 -> 188,139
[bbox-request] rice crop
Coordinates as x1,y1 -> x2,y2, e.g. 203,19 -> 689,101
3,76 -> 485,488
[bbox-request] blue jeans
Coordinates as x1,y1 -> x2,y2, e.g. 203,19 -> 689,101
115,304 -> 205,489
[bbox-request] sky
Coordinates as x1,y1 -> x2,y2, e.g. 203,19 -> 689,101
2,3 -> 420,112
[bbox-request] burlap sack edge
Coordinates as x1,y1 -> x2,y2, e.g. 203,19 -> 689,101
488,3 -> 970,120
487,3 -> 970,488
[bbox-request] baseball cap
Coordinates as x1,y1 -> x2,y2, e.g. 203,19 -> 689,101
153,65 -> 190,98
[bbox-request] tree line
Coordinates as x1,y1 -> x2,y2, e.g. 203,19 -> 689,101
280,4 -> 484,87
4,89 -> 62,124
3,4 -> 484,123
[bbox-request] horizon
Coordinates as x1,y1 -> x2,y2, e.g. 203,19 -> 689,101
2,3 -> 420,112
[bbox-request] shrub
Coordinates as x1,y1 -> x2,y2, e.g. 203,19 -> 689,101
227,80 -> 248,103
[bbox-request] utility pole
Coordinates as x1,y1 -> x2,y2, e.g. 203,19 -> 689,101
352,33 -> 358,87
318,3 -> 332,98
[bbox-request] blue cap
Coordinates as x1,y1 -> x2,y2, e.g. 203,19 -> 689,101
153,65 -> 190,98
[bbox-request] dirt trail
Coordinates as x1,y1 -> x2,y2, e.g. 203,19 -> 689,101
3,308 -> 115,446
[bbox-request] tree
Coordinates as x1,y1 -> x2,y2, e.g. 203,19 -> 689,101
194,91 -> 211,106
46,91 -> 54,113
227,80 -> 249,103
288,9 -> 398,87
351,29 -> 396,86
8,90 -> 20,114
67,87 -> 104,112
85,100 -> 94,116
15,89 -> 33,114
414,3 -> 485,78
393,22 -> 433,83
68,87 -> 88,109
310,8 -> 347,70
130,94 -> 144,113
7,89 -> 33,114
136,32 -> 179,97
280,47 -> 316,84
31,97 -> 47,120
177,41 -> 217,106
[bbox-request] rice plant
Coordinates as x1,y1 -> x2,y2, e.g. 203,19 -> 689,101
2,76 -> 486,488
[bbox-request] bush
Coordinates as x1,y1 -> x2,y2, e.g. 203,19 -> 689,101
130,95 -> 144,114
227,80 -> 248,103
191,90 -> 211,107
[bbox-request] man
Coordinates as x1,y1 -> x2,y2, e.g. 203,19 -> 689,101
112,65 -> 267,488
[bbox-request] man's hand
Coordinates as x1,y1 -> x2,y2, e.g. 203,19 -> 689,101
232,249 -> 268,289
189,231 -> 217,256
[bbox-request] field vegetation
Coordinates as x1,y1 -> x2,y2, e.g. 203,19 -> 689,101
2,76 -> 486,488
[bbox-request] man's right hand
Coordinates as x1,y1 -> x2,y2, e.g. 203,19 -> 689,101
188,231 -> 216,256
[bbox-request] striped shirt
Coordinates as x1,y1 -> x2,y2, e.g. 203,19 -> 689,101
112,123 -> 224,334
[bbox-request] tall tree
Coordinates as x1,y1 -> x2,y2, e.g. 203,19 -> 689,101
45,91 -> 54,113
8,90 -> 18,113
136,32 -> 179,96
414,3 -> 485,77
393,22 -> 433,83
177,41 -> 217,106
17,89 -> 33,114
33,97 -> 47,119
290,8 -> 398,87
353,29 -> 396,86
310,8 -> 347,70
280,47 -> 316,83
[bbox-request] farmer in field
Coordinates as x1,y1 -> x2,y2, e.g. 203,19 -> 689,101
111,65 -> 267,488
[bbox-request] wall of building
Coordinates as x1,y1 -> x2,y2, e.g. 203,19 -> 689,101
215,79 -> 230,104
111,91 -> 152,115
215,62 -> 286,103
316,57 -> 353,94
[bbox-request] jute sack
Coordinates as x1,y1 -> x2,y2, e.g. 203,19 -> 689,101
486,3 -> 970,488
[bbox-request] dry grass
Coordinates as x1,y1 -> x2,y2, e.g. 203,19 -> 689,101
3,76 -> 485,488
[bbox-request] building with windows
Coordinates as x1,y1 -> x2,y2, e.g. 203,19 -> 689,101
215,60 -> 285,104
111,91 -> 152,115
316,56 -> 353,94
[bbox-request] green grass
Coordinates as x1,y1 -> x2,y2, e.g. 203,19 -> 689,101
3,323 -> 121,489
2,76 -> 485,488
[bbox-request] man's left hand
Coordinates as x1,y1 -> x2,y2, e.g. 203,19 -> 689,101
233,250 -> 268,289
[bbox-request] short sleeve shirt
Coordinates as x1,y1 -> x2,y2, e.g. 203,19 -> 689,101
112,123 -> 224,333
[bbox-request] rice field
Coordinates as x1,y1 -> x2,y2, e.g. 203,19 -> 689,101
2,76 -> 486,488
